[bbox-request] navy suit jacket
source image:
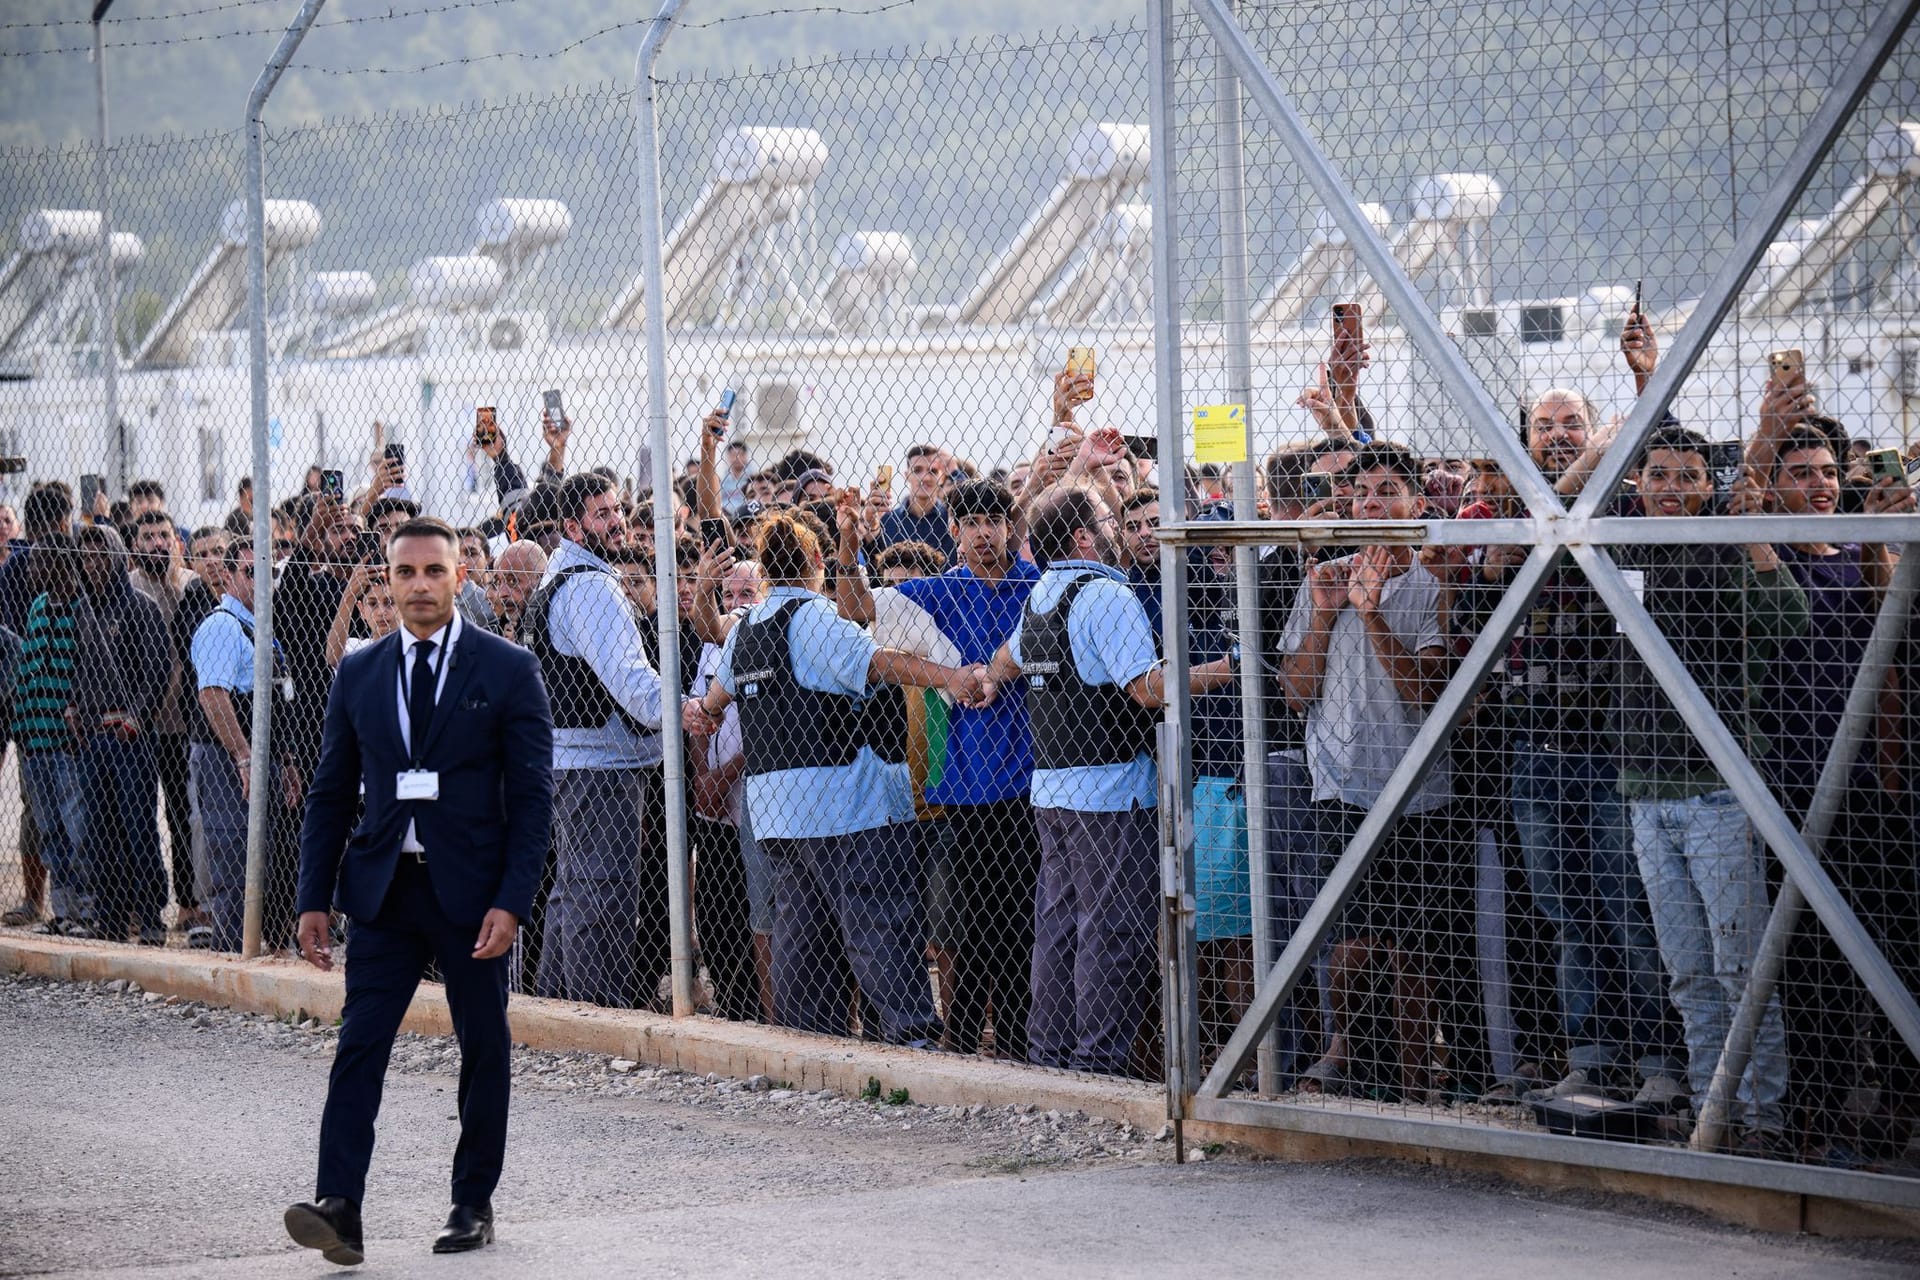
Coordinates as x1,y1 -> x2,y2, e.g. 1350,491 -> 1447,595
296,622 -> 554,927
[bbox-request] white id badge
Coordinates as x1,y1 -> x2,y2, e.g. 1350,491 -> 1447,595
396,770 -> 440,802
1615,569 -> 1646,633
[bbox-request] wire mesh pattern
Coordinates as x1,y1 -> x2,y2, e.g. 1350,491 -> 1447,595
1165,0 -> 1920,1180
0,0 -> 1915,1191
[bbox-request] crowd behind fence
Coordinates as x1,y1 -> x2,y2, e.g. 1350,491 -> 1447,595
0,0 -> 1918,1190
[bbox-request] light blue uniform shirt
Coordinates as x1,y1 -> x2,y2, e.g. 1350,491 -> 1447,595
1007,559 -> 1160,813
541,539 -> 664,770
714,586 -> 903,839
190,593 -> 258,693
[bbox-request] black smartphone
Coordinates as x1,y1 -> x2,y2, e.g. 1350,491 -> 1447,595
0,457 -> 25,474
1632,278 -> 1643,316
320,469 -> 345,500
383,442 -> 406,468
1303,472 -> 1333,502
699,516 -> 730,551
542,389 -> 565,429
1706,440 -> 1744,494
80,473 -> 105,513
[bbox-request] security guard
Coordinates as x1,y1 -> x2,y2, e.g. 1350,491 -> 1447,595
988,486 -> 1233,1074
685,511 -> 985,1043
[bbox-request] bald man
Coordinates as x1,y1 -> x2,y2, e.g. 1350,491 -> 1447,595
486,542 -> 549,644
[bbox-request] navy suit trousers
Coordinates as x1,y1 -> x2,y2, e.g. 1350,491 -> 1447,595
316,859 -> 512,1208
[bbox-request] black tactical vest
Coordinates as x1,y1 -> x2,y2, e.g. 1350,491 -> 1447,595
732,598 -> 863,776
1021,573 -> 1157,771
520,563 -> 649,733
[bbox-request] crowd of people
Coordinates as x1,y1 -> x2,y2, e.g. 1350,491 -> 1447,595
2,300 -> 1919,1170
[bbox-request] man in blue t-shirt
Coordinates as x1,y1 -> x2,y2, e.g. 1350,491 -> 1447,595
869,480 -> 1040,1059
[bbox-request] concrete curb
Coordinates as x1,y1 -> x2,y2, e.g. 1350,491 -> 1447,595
6,931 -> 1916,1240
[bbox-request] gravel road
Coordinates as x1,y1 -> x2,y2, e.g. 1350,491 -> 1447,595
3,970 -> 1915,1278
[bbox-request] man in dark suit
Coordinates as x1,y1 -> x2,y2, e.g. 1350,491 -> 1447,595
285,516 -> 553,1266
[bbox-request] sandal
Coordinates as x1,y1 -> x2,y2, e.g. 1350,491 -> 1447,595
1297,1057 -> 1348,1095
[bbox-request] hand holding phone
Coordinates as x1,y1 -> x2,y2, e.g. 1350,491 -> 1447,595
1064,347 -> 1096,406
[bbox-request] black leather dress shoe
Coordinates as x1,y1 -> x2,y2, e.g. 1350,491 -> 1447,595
432,1204 -> 495,1254
284,1196 -> 364,1266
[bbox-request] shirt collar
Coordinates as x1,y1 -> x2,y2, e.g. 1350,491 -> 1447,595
1045,558 -> 1126,583
399,610 -> 462,659
220,592 -> 255,622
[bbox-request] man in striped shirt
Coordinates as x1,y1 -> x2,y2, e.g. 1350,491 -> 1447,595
11,533 -> 91,938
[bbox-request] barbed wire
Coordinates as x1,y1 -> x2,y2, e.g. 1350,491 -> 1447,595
0,0 -> 285,29
0,0 -> 526,56
0,0 -> 924,62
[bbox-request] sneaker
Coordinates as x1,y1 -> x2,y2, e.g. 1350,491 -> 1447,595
63,919 -> 99,940
1633,1074 -> 1691,1112
1,901 -> 39,928
137,926 -> 169,947
1524,1068 -> 1629,1104
185,924 -> 214,950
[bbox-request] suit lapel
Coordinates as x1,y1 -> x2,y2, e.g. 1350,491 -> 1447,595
417,624 -> 479,762
368,630 -> 405,755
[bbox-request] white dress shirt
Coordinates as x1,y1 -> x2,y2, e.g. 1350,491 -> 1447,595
396,612 -> 463,852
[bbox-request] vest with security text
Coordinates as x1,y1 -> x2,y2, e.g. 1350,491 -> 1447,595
732,598 -> 864,776
1021,573 -> 1157,771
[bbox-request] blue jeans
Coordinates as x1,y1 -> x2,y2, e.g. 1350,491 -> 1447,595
21,751 -> 88,922
1630,789 -> 1787,1131
81,733 -> 167,934
1510,747 -> 1676,1079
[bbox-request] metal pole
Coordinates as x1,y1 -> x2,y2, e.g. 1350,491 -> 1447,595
634,0 -> 697,1018
1212,1 -> 1276,1095
241,0 -> 329,959
1199,545 -> 1563,1098
1147,0 -> 1198,1127
1571,544 -> 1920,1065
91,3 -> 123,493
1185,0 -> 1558,517
1568,0 -> 1920,520
1692,545 -> 1918,1151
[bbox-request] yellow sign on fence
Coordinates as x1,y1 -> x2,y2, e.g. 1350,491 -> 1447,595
1192,403 -> 1248,464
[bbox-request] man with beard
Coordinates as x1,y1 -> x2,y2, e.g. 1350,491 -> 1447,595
276,493 -> 360,788
127,510 -> 200,940
485,541 -> 548,644
519,472 -> 667,1008
1465,304 -> 1688,1110
986,486 -> 1235,1074
170,527 -> 229,944
72,524 -> 171,943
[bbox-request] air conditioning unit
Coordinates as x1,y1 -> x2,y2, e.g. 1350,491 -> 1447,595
422,311 -> 549,357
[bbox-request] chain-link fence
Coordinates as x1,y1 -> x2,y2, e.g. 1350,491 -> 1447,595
1157,0 -> 1920,1204
1,0 -> 1918,1205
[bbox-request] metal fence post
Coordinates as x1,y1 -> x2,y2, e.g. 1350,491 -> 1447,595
634,0 -> 698,1018
241,0 -> 329,960
1692,546 -> 1919,1151
91,2 -> 123,493
1211,0 -> 1277,1095
1148,0 -> 1200,1128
